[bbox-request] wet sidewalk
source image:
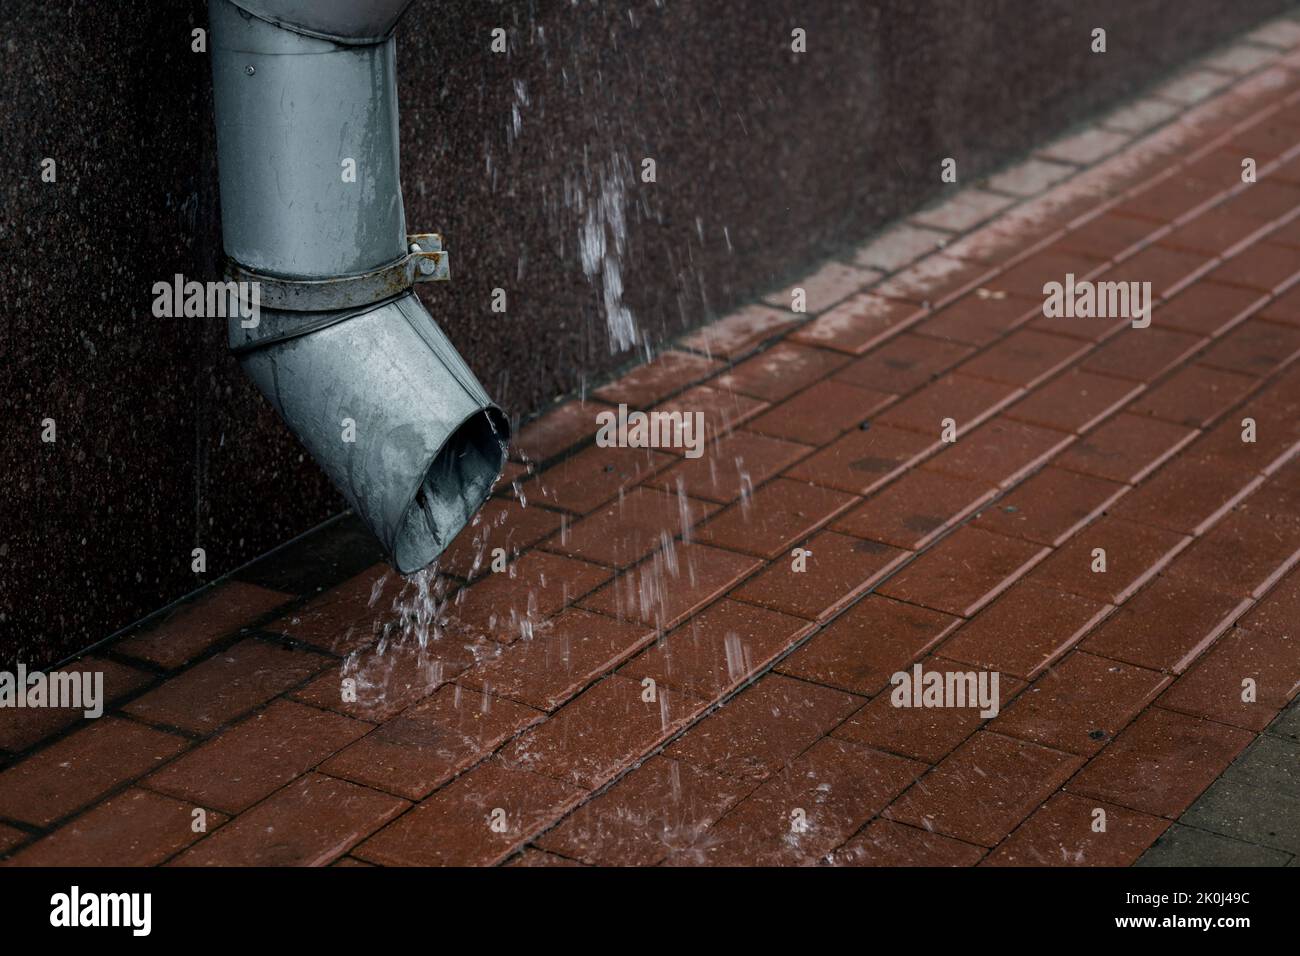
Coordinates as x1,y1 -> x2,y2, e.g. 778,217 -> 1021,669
5,15 -> 1300,867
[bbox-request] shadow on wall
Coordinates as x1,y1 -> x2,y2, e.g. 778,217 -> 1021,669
1,0 -> 1291,666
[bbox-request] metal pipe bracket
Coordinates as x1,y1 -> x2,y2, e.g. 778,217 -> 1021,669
226,233 -> 450,311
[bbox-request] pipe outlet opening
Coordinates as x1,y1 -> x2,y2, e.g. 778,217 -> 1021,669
393,407 -> 509,574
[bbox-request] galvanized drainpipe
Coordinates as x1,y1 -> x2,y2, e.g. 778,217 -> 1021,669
208,0 -> 508,574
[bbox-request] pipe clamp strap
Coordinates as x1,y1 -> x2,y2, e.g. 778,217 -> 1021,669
225,233 -> 450,311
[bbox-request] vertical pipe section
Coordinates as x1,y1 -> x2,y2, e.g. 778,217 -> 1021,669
209,0 -> 406,277
209,0 -> 508,574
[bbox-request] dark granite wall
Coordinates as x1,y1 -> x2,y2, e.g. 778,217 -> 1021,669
1,0 -> 1291,667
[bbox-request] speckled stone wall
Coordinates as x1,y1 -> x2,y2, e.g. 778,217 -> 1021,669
1,0 -> 1290,666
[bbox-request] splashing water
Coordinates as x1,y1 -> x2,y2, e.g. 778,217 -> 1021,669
571,150 -> 639,352
333,441 -> 561,713
724,631 -> 752,684
335,561 -> 457,701
392,566 -> 446,650
510,79 -> 530,141
736,465 -> 754,517
675,475 -> 694,546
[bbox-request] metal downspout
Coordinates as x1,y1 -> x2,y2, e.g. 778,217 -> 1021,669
207,0 -> 508,574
